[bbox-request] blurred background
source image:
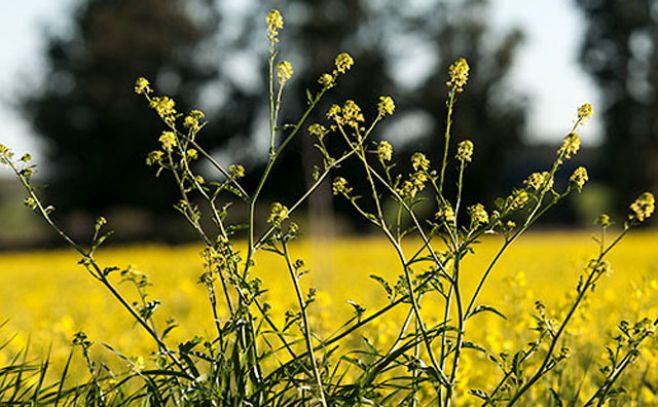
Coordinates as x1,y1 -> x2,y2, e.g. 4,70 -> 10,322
0,0 -> 656,249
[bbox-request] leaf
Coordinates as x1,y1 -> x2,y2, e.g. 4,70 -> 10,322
468,389 -> 490,401
462,341 -> 488,354
347,300 -> 365,319
469,305 -> 507,320
512,351 -> 524,378
369,274 -> 393,299
102,266 -> 120,276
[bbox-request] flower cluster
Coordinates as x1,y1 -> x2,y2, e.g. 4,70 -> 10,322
183,110 -> 205,132
266,9 -> 284,43
308,123 -> 329,140
229,164 -> 245,178
332,177 -> 352,196
446,57 -> 470,93
456,140 -> 474,163
327,100 -> 365,130
146,150 -> 164,166
149,96 -> 177,124
506,189 -> 529,212
577,103 -> 593,122
411,152 -> 430,172
377,96 -> 395,116
468,203 -> 489,226
569,167 -> 588,192
629,192 -> 655,223
186,149 -> 198,160
558,132 -> 581,161
318,73 -> 335,89
277,61 -> 294,85
159,131 -> 177,152
435,203 -> 456,223
377,141 -> 393,162
0,143 -> 13,165
334,52 -> 354,74
398,174 -> 428,200
134,77 -> 152,95
317,52 -> 355,89
524,171 -> 553,192
267,202 -> 289,226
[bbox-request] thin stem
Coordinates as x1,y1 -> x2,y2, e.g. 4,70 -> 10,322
439,91 -> 456,195
281,240 -> 328,407
245,88 -> 328,274
446,257 -> 464,406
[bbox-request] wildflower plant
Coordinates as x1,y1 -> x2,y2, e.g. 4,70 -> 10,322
1,8 -> 656,406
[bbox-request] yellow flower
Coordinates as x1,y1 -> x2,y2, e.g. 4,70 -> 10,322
469,203 -> 489,226
577,103 -> 593,122
377,141 -> 393,162
318,73 -> 335,89
308,123 -> 328,139
267,202 -> 289,226
377,96 -> 395,116
276,61 -> 293,85
411,152 -> 430,172
341,100 -> 365,128
186,149 -> 198,160
183,109 -> 205,131
327,104 -> 342,122
456,140 -> 474,163
629,192 -> 655,223
558,132 -> 581,160
149,96 -> 177,119
524,171 -> 553,192
134,77 -> 152,95
229,164 -> 245,178
332,177 -> 351,196
411,171 -> 428,190
569,167 -> 588,191
435,203 -> 455,223
334,52 -> 354,74
447,57 -> 470,93
507,189 -> 529,211
146,150 -> 164,166
398,180 -> 417,199
266,9 -> 284,43
159,131 -> 177,152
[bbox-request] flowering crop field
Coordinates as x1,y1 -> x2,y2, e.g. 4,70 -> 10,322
1,230 -> 657,403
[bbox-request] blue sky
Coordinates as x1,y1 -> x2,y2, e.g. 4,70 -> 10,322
0,0 -> 600,164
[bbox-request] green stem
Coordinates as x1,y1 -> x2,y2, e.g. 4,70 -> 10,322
439,91 -> 456,195
281,240 -> 328,407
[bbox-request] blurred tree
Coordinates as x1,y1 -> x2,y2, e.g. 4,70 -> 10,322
22,0 -> 220,215
22,0 -> 527,235
575,0 -> 658,214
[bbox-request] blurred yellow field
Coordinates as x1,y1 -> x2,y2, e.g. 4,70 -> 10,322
1,230 -> 657,403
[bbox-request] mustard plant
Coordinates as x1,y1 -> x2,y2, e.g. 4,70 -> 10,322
1,8 -> 656,406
